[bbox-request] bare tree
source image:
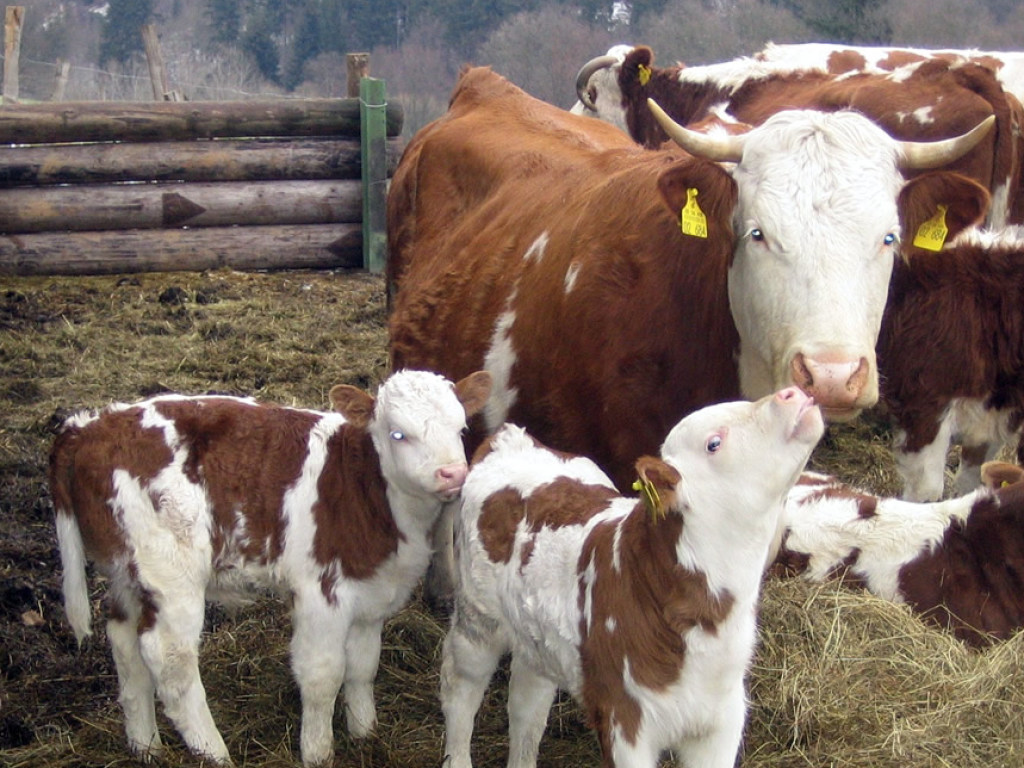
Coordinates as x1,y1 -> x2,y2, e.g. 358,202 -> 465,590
877,0 -> 1019,48
632,0 -> 814,66
475,7 -> 615,108
368,22 -> 462,138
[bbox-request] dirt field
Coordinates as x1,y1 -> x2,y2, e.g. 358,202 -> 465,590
1,268 -> 1021,767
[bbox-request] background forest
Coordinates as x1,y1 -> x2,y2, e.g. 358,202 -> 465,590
8,0 -> 1024,137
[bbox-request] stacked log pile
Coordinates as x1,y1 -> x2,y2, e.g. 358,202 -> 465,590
0,97 -> 403,275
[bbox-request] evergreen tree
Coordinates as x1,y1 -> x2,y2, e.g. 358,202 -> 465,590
99,0 -> 154,65
207,0 -> 242,45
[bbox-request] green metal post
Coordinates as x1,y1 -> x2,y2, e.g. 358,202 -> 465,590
360,77 -> 387,273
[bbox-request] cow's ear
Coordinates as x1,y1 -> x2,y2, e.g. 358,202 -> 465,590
634,456 -> 682,520
657,158 -> 737,240
898,172 -> 990,257
981,461 -> 1024,489
329,384 -> 375,428
621,45 -> 654,89
454,371 -> 492,418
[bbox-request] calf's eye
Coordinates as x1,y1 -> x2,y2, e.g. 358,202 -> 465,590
750,228 -> 764,242
390,430 -> 405,441
706,435 -> 722,454
883,232 -> 896,246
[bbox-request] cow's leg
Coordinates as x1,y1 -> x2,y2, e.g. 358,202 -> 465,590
440,608 -> 506,768
342,619 -> 382,738
291,592 -> 348,767
895,416 -> 953,501
137,588 -> 228,763
955,402 -> 1017,496
506,654 -> 556,768
957,441 -> 1002,495
673,688 -> 746,768
424,500 -> 457,611
106,593 -> 163,758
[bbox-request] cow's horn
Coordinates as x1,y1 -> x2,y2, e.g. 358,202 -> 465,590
575,54 -> 620,111
898,114 -> 995,170
648,98 -> 745,162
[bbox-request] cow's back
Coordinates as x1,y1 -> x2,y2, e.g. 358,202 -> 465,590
387,67 -> 635,293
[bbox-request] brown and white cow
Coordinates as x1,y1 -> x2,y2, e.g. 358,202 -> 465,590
879,220 -> 1024,501
772,461 -> 1024,646
50,370 -> 491,767
574,45 -> 1024,226
442,388 -> 823,768
389,67 -> 991,601
753,41 -> 1024,104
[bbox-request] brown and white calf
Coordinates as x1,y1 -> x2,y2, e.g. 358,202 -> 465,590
879,223 -> 1024,501
441,388 -> 823,768
772,461 -> 1024,646
50,369 -> 491,766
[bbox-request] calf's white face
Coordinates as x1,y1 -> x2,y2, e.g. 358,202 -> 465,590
332,370 -> 492,503
663,386 -> 824,518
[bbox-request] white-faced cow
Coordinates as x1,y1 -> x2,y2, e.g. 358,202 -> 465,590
51,370 -> 491,767
879,219 -> 1024,501
773,461 -> 1024,646
389,66 -> 991,489
574,45 -> 1023,226
442,388 -> 823,768
388,67 -> 991,602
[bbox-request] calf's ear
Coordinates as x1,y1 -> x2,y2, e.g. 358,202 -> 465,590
329,384 -> 375,428
634,456 -> 682,518
454,371 -> 492,418
981,460 -> 1024,489
897,172 -> 990,257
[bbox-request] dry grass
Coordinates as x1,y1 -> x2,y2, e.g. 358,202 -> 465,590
1,269 -> 1021,767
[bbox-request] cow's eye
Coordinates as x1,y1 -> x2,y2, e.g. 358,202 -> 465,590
883,232 -> 897,246
706,435 -> 723,454
390,430 -> 405,441
750,228 -> 765,242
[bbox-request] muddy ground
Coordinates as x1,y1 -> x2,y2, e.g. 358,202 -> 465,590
1,268 -> 1020,768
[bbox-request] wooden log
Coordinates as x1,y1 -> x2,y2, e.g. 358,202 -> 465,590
0,223 -> 362,275
52,59 -> 70,102
0,136 -> 404,185
347,53 -> 370,98
142,24 -> 174,101
0,97 -> 404,144
0,178 -> 363,233
3,6 -> 24,104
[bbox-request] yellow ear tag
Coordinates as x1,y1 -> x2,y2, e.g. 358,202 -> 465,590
632,477 -> 666,523
912,204 -> 949,251
637,64 -> 652,87
680,188 -> 708,238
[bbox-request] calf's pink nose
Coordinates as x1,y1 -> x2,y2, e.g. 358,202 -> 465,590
436,462 -> 469,490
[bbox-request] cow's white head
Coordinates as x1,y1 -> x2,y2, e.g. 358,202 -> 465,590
650,101 -> 993,421
330,370 -> 492,507
570,44 -> 634,133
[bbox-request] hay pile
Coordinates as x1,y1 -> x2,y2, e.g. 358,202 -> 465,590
2,270 -> 1021,767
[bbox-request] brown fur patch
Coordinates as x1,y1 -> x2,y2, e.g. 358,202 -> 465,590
313,425 -> 400,587
897,483 -> 1024,645
578,506 -> 734,748
477,479 -> 620,565
154,398 -> 315,567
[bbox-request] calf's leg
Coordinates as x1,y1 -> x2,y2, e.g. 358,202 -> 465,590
506,655 -> 557,768
440,613 -> 507,768
137,592 -> 229,763
106,595 -> 162,758
291,592 -> 348,767
342,619 -> 383,737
